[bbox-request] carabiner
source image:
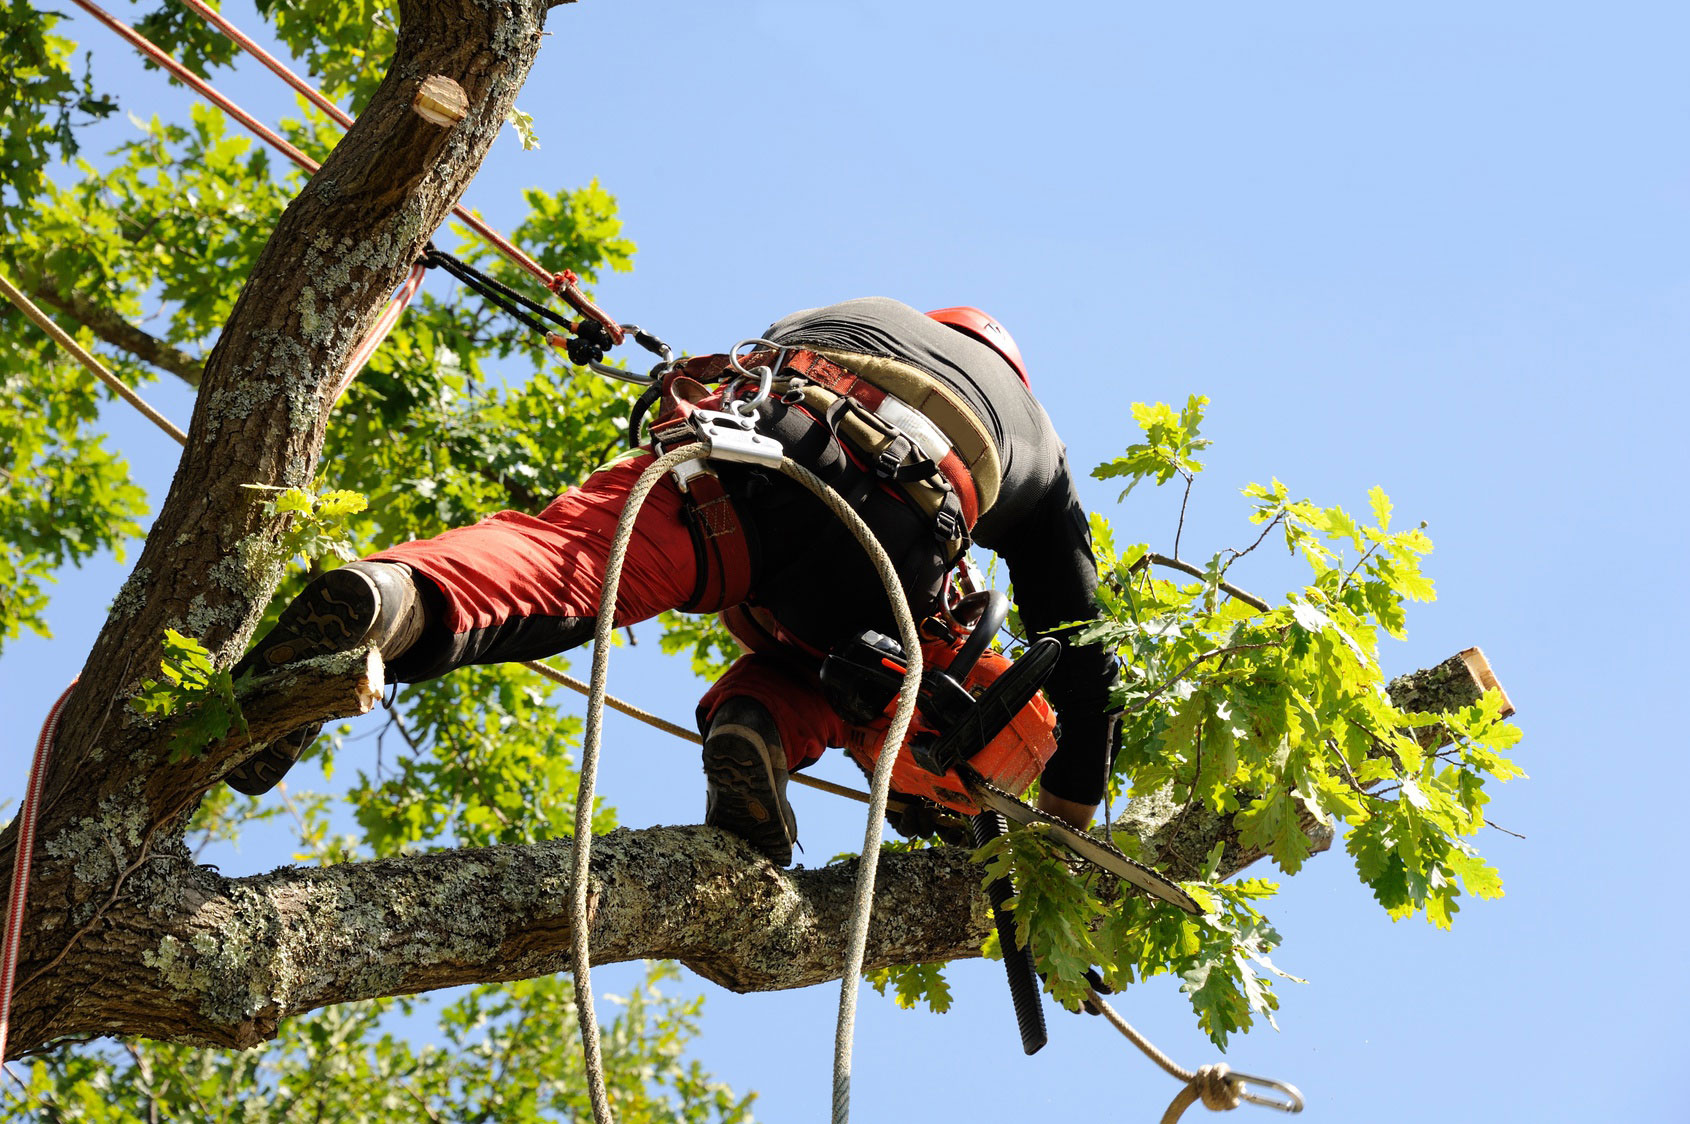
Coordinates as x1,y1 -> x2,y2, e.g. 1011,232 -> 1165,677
725,336 -> 784,417
1228,1072 -> 1305,1114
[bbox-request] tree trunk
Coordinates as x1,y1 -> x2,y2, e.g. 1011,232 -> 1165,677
0,0 -> 558,1060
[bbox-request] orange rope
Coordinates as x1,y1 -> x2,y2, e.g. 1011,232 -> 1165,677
0,682 -> 78,1066
167,0 -> 555,287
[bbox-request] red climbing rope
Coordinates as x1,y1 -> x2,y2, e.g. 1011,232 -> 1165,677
335,262 -> 427,399
0,681 -> 78,1066
71,0 -> 319,176
74,0 -> 626,357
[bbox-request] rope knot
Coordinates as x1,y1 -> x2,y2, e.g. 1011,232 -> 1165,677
1192,1064 -> 1242,1112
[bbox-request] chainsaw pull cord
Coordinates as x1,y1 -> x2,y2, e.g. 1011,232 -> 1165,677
0,681 -> 79,1067
1085,985 -> 1304,1121
568,444 -> 924,1124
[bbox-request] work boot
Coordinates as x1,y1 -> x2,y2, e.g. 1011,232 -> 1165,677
224,560 -> 427,796
702,698 -> 798,865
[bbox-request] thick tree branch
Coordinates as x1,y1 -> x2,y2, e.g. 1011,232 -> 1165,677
0,647 -> 1508,1055
11,830 -> 991,1050
10,262 -> 204,387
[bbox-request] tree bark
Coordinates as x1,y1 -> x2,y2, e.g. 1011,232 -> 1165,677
0,0 -> 560,1061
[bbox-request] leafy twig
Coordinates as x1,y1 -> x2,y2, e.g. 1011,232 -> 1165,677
1222,511 -> 1283,571
1123,640 -> 1281,716
1173,472 -> 1194,561
1132,552 -> 1271,613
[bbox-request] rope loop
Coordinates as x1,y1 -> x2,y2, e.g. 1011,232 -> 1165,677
1194,1065 -> 1244,1112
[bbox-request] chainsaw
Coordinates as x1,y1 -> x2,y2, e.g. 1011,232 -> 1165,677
819,589 -> 1201,1053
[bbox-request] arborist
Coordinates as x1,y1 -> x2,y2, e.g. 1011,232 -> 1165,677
225,297 -> 1119,866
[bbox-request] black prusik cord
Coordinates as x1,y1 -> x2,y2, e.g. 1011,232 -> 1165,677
422,246 -> 574,339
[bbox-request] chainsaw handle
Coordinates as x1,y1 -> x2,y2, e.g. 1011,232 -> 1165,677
972,809 -> 1048,1055
918,636 -> 1061,776
948,589 -> 1009,682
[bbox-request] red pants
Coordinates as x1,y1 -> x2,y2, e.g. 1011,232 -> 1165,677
371,453 -> 846,769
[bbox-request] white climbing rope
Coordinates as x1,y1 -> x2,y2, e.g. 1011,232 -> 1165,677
1087,986 -> 1304,1121
566,445 -> 924,1124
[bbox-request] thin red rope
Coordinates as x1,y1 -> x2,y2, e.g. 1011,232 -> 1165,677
334,263 -> 427,401
0,681 -> 78,1066
72,0 -> 320,176
166,0 -> 555,288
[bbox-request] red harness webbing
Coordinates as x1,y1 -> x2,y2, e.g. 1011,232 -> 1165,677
644,347 -> 984,614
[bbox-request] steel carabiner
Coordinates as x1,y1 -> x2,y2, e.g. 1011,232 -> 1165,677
1228,1071 -> 1305,1114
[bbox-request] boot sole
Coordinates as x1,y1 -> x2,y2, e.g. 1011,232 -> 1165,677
225,569 -> 383,795
703,725 -> 796,865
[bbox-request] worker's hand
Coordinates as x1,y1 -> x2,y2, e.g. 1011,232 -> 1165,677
886,794 -> 970,846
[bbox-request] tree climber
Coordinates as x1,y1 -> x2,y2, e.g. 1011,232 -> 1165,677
226,297 -> 1118,866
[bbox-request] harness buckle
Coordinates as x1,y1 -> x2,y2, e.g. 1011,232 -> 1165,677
689,409 -> 785,467
933,507 -> 963,543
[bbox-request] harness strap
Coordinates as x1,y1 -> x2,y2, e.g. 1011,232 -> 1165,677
772,350 -> 982,530
678,470 -> 754,611
647,380 -> 755,611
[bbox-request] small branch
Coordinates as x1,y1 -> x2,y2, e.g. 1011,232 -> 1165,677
1136,553 -> 1272,613
1223,511 -> 1283,571
1172,472 -> 1194,561
213,648 -> 387,780
1485,819 -> 1527,840
1338,540 -> 1382,593
11,263 -> 204,387
400,1081 -> 445,1124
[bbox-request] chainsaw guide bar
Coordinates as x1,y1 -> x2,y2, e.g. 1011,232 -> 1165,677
963,770 -> 1203,915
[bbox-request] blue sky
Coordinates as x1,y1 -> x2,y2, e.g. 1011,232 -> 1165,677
4,1 -> 1687,1120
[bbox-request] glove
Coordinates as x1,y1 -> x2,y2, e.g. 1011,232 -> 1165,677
885,793 -> 971,846
1042,966 -> 1114,1015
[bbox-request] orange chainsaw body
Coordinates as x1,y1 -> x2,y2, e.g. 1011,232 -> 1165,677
841,635 -> 1057,815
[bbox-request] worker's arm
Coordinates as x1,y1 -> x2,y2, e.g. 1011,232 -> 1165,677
990,453 -> 1119,811
1037,789 -> 1099,831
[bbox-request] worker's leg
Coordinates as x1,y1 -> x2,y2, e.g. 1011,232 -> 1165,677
693,653 -> 848,864
227,453 -> 731,794
370,452 -> 718,680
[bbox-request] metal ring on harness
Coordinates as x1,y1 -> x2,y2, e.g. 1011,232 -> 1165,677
725,337 -> 788,415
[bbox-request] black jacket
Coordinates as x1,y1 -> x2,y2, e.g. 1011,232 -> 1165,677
742,298 -> 1117,805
